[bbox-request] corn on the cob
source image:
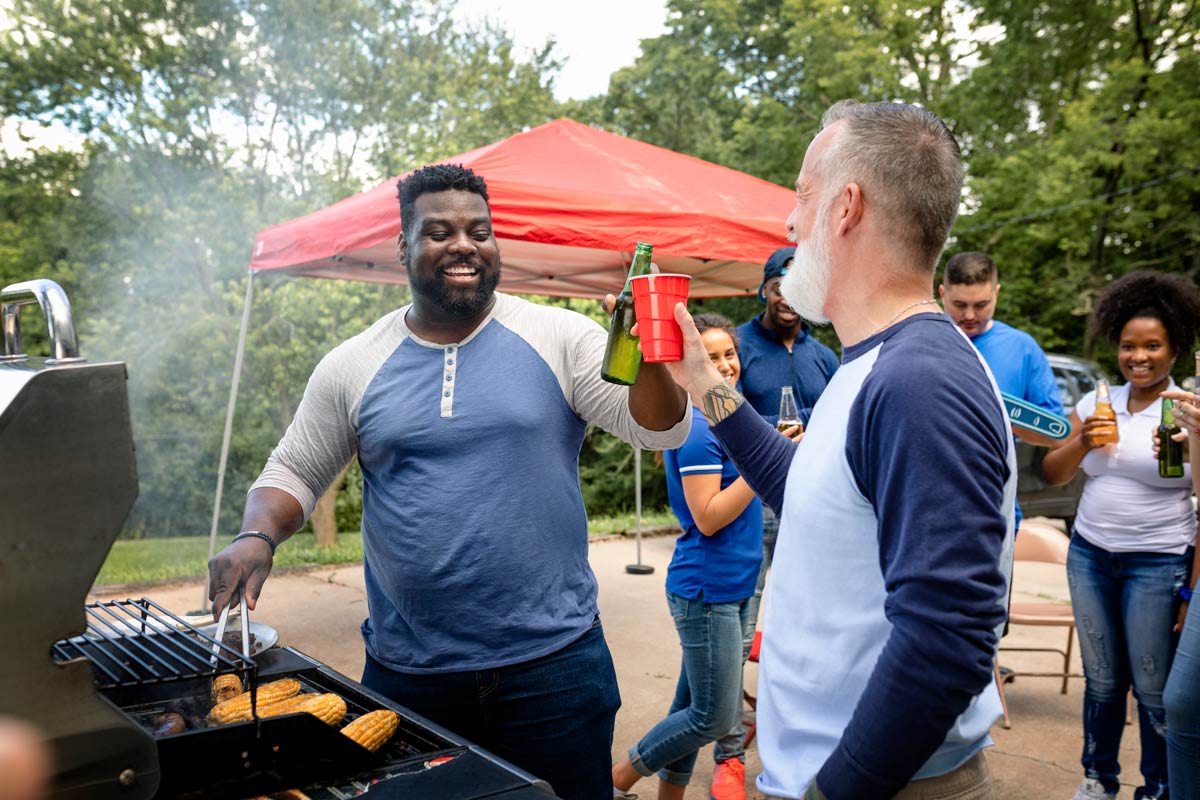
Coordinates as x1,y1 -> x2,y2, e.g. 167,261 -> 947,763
260,693 -> 347,726
340,709 -> 399,752
210,673 -> 243,705
207,678 -> 302,725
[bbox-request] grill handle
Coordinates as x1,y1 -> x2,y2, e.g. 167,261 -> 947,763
1,278 -> 84,363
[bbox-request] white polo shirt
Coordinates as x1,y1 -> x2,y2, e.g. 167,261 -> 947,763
1074,379 -> 1194,554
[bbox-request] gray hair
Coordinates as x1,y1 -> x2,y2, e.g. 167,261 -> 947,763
817,100 -> 963,271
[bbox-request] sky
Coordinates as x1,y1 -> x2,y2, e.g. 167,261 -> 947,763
1,0 -> 671,155
451,0 -> 670,101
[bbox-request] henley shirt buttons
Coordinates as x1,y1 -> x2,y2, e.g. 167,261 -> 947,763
446,374 -> 453,382
444,390 -> 451,397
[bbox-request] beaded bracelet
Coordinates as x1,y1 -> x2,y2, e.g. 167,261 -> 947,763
233,530 -> 277,556
1181,585 -> 1194,603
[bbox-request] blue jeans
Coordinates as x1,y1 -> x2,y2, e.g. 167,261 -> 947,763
1067,534 -> 1189,799
1166,580 -> 1200,800
361,621 -> 621,800
630,591 -> 749,785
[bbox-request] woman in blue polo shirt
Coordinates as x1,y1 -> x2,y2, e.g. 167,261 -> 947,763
613,314 -> 782,800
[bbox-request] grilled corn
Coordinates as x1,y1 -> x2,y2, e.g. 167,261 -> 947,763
340,709 -> 399,752
210,673 -> 244,705
207,678 -> 302,725
261,693 -> 347,726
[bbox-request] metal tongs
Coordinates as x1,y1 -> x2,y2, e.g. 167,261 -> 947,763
209,592 -> 252,666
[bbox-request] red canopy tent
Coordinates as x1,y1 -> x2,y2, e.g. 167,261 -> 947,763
247,118 -> 794,298
207,119 -> 796,587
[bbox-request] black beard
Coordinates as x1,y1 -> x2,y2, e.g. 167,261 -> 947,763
407,258 -> 502,318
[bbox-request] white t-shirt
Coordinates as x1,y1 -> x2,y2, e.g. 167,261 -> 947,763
1074,380 -> 1195,553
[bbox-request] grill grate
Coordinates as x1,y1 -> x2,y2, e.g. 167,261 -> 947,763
52,598 -> 255,689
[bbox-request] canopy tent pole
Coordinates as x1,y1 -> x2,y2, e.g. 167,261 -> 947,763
200,271 -> 256,613
625,447 -> 654,575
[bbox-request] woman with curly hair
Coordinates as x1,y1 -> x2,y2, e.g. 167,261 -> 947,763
1043,270 -> 1200,800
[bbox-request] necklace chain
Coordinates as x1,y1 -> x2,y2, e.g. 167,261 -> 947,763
869,299 -> 940,338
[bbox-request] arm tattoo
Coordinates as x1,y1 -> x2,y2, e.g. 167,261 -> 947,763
699,383 -> 744,426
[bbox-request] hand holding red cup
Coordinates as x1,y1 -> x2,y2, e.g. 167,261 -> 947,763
630,273 -> 691,362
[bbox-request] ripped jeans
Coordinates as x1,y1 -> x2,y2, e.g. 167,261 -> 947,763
1067,533 -> 1189,799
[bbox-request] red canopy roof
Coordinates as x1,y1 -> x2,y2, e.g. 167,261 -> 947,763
249,118 -> 794,299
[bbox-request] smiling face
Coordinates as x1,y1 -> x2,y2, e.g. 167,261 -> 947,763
1118,315 -> 1175,390
762,273 -> 801,334
700,328 -> 740,387
400,189 -> 501,321
939,280 -> 999,337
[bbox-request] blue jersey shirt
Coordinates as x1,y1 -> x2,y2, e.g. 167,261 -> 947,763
736,315 -> 839,425
970,320 -> 1062,416
969,320 -> 1062,529
663,407 -> 763,603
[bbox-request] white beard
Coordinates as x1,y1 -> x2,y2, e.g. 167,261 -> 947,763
779,198 -> 834,325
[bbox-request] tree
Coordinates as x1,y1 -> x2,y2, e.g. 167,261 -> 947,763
0,0 -> 567,539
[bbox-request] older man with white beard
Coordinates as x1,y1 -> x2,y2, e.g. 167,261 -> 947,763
658,100 -> 1016,799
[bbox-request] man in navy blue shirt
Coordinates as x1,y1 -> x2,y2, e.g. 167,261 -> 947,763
736,247 -> 839,678
737,247 -> 840,428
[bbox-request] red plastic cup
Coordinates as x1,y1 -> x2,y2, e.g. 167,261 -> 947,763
631,273 -> 691,363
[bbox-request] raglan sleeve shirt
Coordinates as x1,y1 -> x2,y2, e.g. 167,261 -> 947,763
252,342 -> 361,518
815,349 -> 1011,798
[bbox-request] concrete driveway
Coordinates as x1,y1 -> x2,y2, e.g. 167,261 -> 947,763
91,526 -> 1144,799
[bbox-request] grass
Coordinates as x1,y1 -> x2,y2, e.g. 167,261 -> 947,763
94,510 -> 679,588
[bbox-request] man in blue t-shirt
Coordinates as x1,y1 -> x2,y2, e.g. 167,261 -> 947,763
939,251 -> 1063,532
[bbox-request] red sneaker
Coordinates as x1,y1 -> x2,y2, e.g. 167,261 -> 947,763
710,758 -> 746,800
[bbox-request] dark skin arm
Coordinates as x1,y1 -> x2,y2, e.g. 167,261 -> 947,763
207,487 -> 305,616
1041,410 -> 1112,485
603,293 -> 688,431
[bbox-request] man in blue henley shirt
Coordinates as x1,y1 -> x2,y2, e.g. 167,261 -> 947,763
207,164 -> 689,800
660,101 -> 1015,800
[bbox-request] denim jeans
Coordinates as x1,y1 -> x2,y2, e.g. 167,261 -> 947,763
1067,534 -> 1189,799
361,621 -> 620,800
629,591 -> 750,785
1165,584 -> 1200,800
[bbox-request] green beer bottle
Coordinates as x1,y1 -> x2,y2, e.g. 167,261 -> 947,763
601,242 -> 654,385
1158,398 -> 1185,478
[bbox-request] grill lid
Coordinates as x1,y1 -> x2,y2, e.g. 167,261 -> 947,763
0,279 -> 159,799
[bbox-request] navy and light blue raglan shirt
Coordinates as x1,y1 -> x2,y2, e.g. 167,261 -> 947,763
969,319 -> 1063,530
709,313 -> 1016,799
252,292 -> 689,674
663,407 -> 763,602
736,314 -> 839,425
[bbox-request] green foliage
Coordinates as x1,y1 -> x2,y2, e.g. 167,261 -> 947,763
95,531 -> 366,586
7,0 -> 1200,540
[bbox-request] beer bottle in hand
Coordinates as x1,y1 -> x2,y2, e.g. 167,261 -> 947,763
777,386 -> 803,433
1091,379 -> 1119,446
601,242 -> 654,385
1158,398 -> 1185,478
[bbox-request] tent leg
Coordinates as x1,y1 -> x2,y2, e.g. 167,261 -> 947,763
199,271 -> 256,613
626,446 -> 654,575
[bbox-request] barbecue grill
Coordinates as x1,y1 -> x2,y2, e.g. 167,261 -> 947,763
1,279 -> 558,799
